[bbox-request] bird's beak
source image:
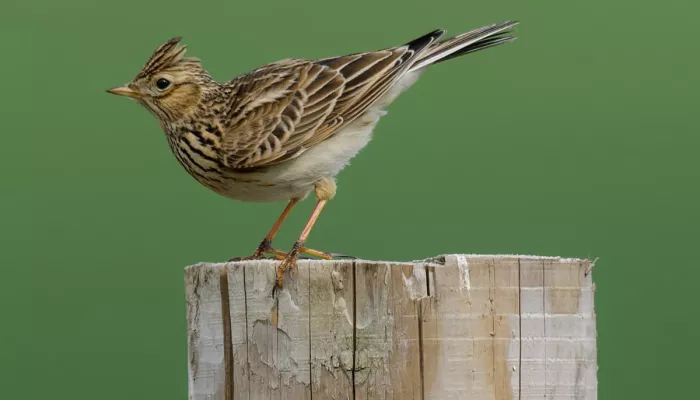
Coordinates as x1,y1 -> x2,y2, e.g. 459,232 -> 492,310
106,85 -> 142,99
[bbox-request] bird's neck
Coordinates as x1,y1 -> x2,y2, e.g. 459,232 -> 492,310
160,83 -> 227,134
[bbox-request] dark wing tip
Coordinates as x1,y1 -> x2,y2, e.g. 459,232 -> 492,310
405,29 -> 446,52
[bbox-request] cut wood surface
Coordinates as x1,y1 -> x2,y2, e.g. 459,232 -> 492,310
185,255 -> 597,400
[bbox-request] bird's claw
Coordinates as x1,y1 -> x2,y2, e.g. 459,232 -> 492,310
276,247 -> 300,288
233,240 -> 357,288
230,239 -> 288,262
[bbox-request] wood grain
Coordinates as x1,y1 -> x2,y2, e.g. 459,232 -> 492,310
185,255 -> 598,400
309,260 -> 355,399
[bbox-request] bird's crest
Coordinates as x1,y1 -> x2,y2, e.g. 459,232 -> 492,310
137,37 -> 201,78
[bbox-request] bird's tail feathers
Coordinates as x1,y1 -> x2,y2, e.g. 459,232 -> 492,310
409,20 -> 518,72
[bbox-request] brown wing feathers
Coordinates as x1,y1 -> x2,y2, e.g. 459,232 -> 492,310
220,22 -> 516,169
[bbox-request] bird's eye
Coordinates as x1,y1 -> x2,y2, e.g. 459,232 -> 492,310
155,78 -> 171,91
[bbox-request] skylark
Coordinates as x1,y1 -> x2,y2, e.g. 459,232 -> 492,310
107,20 -> 518,287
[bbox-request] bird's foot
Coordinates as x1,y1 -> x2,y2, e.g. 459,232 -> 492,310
229,239 -> 287,262
275,244 -> 358,287
276,243 -> 301,288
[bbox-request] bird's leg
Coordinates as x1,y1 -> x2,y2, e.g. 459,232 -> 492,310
276,199 -> 328,287
276,178 -> 335,287
229,198 -> 299,261
253,198 -> 300,258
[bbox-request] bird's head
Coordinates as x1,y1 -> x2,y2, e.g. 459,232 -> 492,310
107,37 -> 214,123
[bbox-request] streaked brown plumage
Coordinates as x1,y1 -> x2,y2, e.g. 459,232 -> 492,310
107,21 -> 518,287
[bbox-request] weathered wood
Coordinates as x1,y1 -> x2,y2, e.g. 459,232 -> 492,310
186,255 -> 597,400
186,264 -> 226,399
385,263 -> 425,399
420,256 -> 521,399
227,264 -> 249,399
309,260 -> 355,398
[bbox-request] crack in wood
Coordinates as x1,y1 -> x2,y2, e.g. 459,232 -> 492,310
351,260 -> 357,400
243,266 -> 250,400
518,258 -> 522,400
418,299 -> 425,400
219,266 -> 234,400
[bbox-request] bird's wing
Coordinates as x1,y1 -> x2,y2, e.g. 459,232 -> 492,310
219,30 -> 445,169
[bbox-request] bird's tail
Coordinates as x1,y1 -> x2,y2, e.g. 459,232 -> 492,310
408,20 -> 518,72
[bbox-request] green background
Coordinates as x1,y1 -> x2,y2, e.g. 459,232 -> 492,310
1,0 -> 697,398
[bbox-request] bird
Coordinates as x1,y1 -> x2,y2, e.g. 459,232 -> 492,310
107,20 -> 519,288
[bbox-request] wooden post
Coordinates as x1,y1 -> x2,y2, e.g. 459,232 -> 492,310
185,255 -> 597,400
